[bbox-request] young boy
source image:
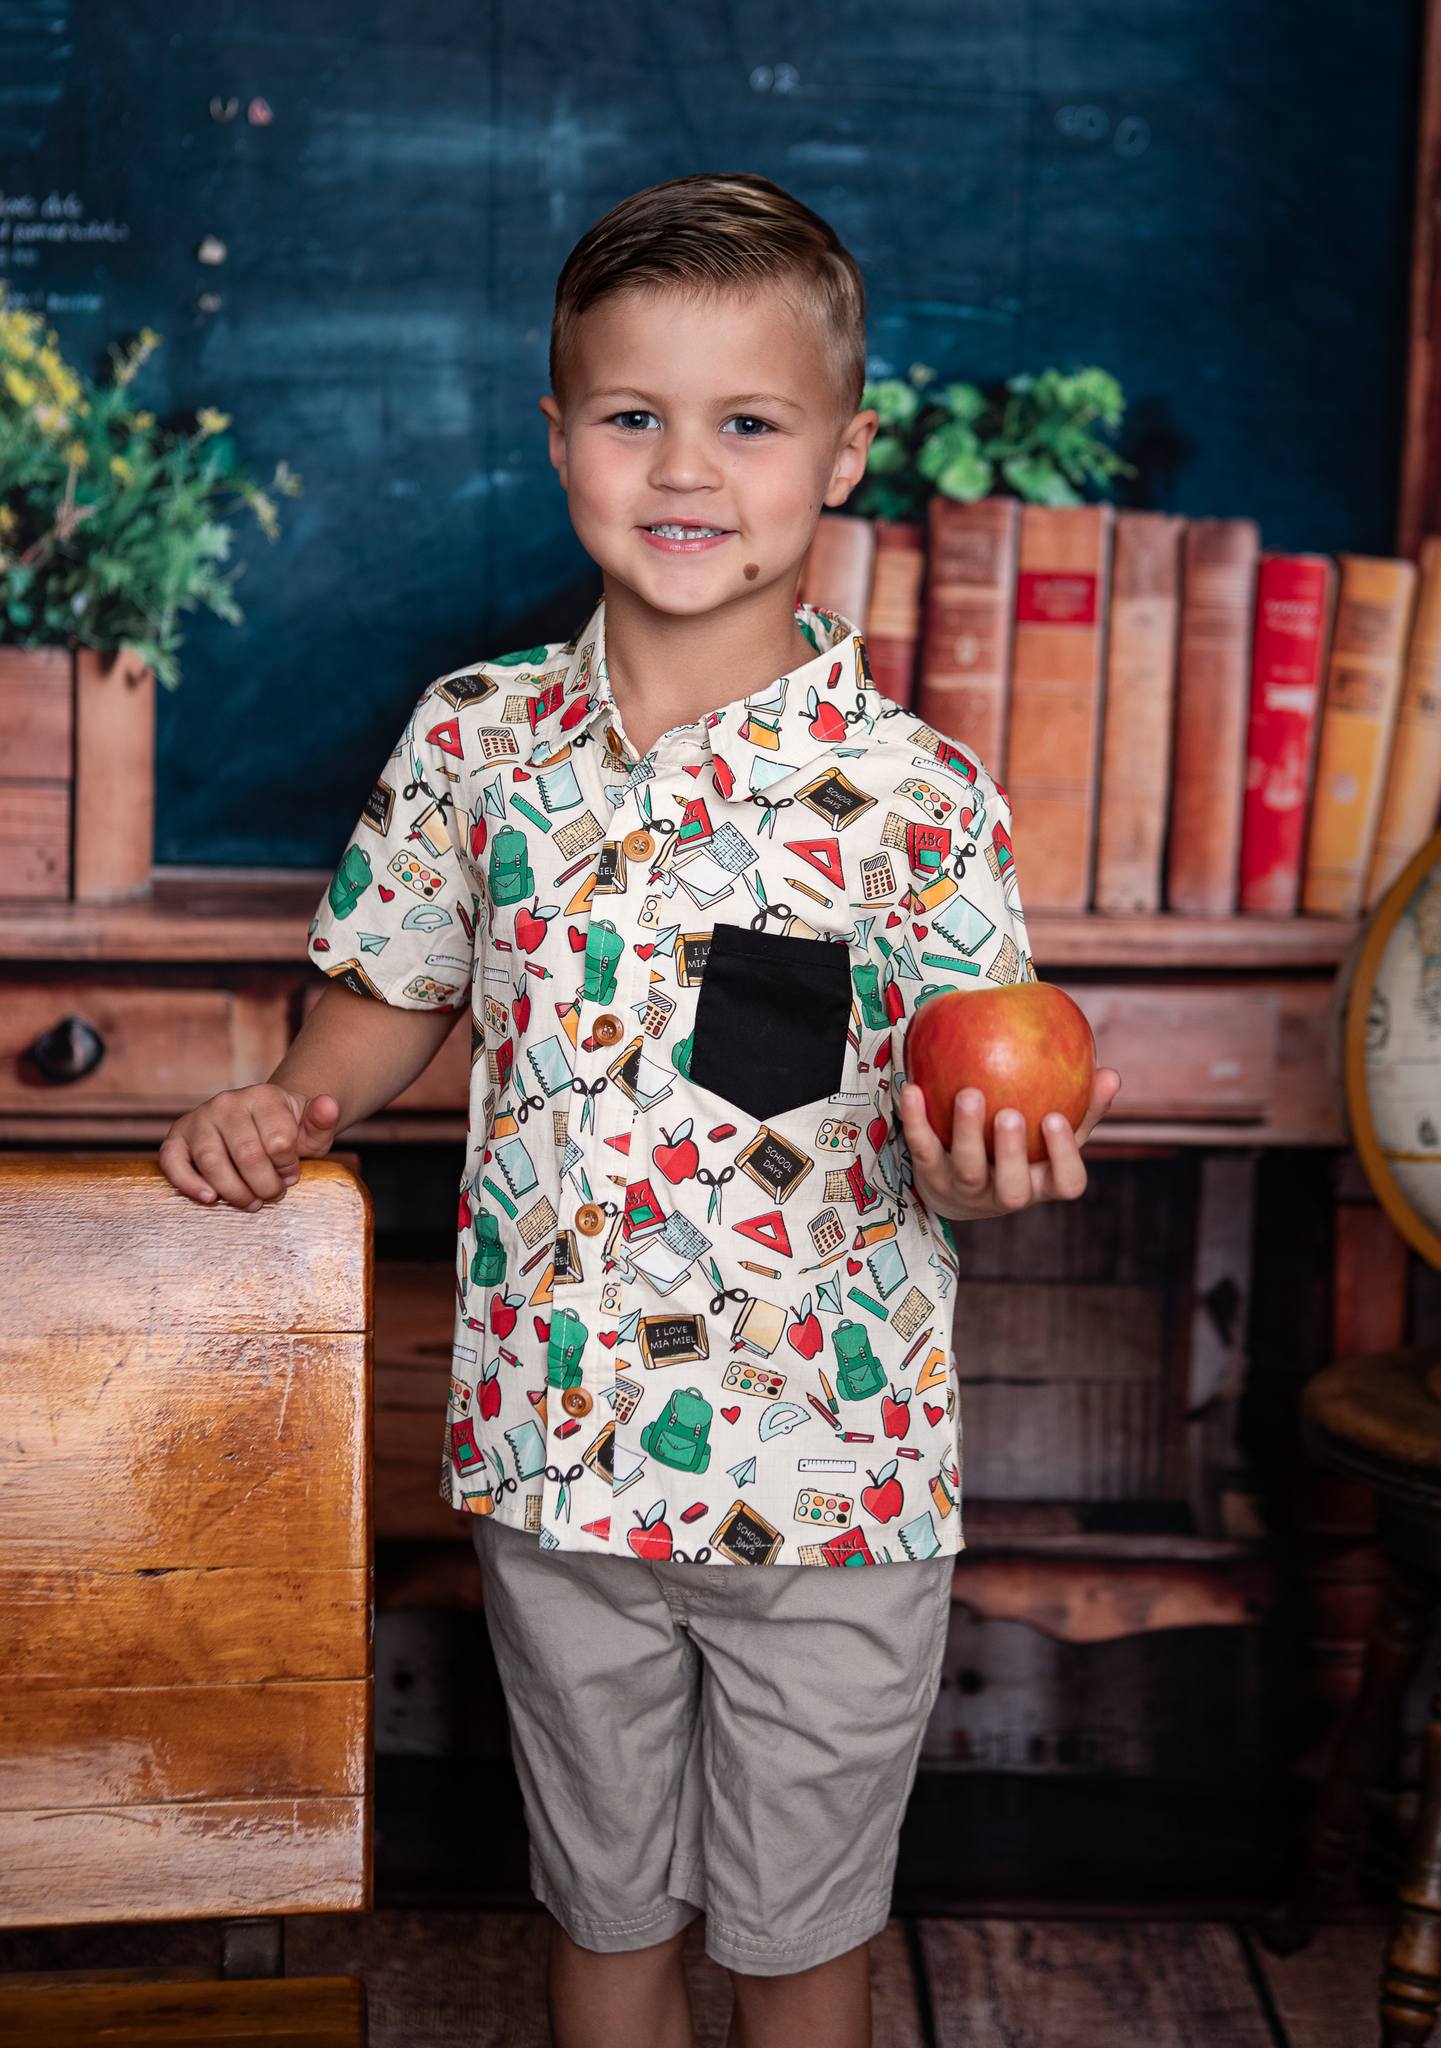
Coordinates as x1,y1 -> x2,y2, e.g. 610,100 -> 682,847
161,172 -> 1119,2048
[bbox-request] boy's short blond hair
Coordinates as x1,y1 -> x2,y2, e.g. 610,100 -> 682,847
549,172 -> 867,434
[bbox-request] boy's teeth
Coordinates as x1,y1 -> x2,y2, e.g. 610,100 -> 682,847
649,524 -> 724,537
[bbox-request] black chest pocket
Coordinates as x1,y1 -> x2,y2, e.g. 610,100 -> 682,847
688,924 -> 852,1123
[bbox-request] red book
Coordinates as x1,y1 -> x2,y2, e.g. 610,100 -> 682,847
1237,554 -> 1337,914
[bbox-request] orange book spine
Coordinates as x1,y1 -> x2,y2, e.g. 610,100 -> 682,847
1002,503 -> 1115,911
913,495 -> 1020,774
1092,511 -> 1184,914
1301,553 -> 1420,917
1365,535 -> 1441,906
863,518 -> 926,708
799,511 -> 876,635
1165,519 -> 1261,916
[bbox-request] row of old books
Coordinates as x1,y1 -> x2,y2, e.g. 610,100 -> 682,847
800,498 -> 1438,918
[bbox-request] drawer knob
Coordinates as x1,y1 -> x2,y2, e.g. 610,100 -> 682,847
29,1015 -> 107,1084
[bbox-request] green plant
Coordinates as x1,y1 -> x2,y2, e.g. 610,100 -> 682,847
852,361 -> 1137,521
0,283 -> 301,687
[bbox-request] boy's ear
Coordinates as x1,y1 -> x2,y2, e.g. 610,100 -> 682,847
538,394 -> 568,482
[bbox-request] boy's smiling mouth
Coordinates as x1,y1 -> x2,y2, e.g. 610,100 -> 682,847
638,520 -> 736,553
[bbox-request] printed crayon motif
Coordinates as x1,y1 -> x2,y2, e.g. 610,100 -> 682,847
307,592 -> 1034,1564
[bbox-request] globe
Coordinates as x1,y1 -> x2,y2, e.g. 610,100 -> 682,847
1345,826 -> 1441,1268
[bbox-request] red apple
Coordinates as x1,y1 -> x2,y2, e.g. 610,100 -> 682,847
514,902 -> 546,953
861,1461 -> 905,1523
470,813 -> 488,862
809,702 -> 847,743
512,984 -> 531,1034
787,1294 -> 823,1358
881,1386 -> 911,1440
653,1120 -> 700,1183
905,981 -> 1095,1163
478,1359 -> 502,1421
490,1290 -> 521,1340
628,1501 -> 674,1560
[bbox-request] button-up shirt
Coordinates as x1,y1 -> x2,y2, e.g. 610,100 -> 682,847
306,591 -> 1033,1565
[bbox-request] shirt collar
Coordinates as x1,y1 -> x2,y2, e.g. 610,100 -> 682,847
523,591 -> 873,788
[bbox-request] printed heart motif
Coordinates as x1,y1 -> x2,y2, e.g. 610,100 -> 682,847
924,1402 -> 944,1426
533,1317 -> 551,1343
846,1257 -> 862,1275
568,927 -> 586,952
598,1331 -> 619,1348
721,1406 -> 741,1424
512,767 -> 532,782
313,937 -> 331,951
913,923 -> 927,938
378,884 -> 395,902
886,911 -> 903,928
635,943 -> 655,960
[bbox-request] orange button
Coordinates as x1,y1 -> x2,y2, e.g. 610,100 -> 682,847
593,1013 -> 624,1046
561,1387 -> 593,1418
623,829 -> 654,862
575,1203 -> 605,1236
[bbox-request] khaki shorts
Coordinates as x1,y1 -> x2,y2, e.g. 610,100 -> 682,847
470,1516 -> 953,1976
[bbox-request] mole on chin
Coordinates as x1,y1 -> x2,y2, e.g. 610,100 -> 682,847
743,561 -> 759,580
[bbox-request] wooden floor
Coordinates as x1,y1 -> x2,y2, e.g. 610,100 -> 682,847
0,1904 -> 1404,2045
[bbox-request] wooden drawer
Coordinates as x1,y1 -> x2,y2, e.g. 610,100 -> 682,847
0,979 -> 287,1113
1054,983 -> 1280,1122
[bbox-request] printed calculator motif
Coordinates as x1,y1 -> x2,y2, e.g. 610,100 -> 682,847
307,592 -> 1034,1565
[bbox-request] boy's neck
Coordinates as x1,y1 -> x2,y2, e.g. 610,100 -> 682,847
600,577 -> 819,759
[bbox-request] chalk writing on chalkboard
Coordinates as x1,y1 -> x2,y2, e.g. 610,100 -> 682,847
711,1497 -> 783,1566
675,933 -> 713,986
639,1313 -> 710,1369
794,769 -> 876,830
436,671 -> 499,713
361,778 -> 396,835
737,1127 -> 814,1203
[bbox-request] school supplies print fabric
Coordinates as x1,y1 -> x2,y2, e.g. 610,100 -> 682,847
307,593 -> 1034,1564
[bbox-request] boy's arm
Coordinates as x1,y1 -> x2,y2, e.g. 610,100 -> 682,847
270,979 -> 460,1130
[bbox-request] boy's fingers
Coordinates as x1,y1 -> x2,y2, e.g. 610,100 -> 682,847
1039,1112 -> 1088,1200
990,1108 -> 1032,1210
296,1094 -> 341,1156
186,1129 -> 267,1211
157,1133 -> 218,1205
947,1089 -> 990,1195
1075,1066 -> 1122,1147
899,1085 -> 945,1175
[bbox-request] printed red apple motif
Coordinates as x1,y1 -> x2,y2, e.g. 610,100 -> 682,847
786,1292 -> 823,1359
511,980 -> 531,1033
469,807 -> 488,862
628,1500 -> 673,1561
881,1384 -> 912,1440
861,1460 -> 905,1523
867,1114 -> 889,1155
653,1118 -> 699,1183
489,1290 -> 522,1340
805,684 -> 847,744
458,1189 -> 472,1232
477,1357 -> 502,1421
514,899 -> 556,954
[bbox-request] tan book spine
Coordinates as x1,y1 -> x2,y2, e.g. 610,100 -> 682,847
864,518 -> 926,707
799,511 -> 876,633
1165,518 -> 1261,915
1365,535 -> 1441,906
1301,553 -> 1420,916
1092,511 -> 1185,914
913,495 -> 1021,774
1002,503 -> 1115,911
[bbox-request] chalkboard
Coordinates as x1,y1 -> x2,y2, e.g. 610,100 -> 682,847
0,1 -> 1420,868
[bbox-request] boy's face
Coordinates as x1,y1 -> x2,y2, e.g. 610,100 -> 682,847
539,282 -> 877,617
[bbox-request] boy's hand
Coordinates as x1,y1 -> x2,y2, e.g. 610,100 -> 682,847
898,1068 -> 1122,1224
158,1084 -> 342,1212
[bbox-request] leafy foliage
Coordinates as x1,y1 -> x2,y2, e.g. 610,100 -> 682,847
0,284 -> 302,688
852,361 -> 1137,522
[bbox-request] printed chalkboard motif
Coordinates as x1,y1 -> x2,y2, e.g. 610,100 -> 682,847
306,591 -> 1035,1563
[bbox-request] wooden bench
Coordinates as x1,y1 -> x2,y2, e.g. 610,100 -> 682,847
0,1155 -> 372,2043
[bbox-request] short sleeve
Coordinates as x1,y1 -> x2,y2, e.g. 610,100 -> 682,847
306,670 -> 479,1012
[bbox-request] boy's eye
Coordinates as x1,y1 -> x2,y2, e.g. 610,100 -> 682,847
606,410 -> 774,438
